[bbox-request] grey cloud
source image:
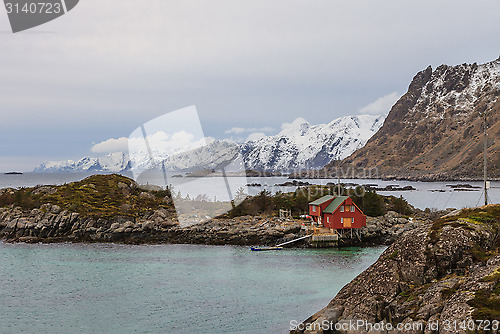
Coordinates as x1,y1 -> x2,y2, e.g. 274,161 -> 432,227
1,0 -> 500,171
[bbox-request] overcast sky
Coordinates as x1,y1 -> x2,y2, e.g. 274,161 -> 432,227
1,0 -> 499,171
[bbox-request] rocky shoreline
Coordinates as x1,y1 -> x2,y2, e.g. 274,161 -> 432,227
289,171 -> 500,182
0,174 -> 430,247
291,204 -> 500,334
0,203 -> 424,247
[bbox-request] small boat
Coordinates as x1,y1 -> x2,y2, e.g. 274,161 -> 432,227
250,246 -> 283,251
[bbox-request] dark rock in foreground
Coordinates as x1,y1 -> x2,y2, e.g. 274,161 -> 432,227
291,205 -> 500,334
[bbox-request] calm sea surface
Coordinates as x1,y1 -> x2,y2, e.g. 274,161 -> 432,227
1,173 -> 494,333
0,242 -> 385,334
0,173 -> 492,334
1,172 -> 498,210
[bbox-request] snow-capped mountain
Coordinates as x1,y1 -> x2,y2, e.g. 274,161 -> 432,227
241,114 -> 385,171
34,152 -> 131,173
34,114 -> 385,173
128,140 -> 242,176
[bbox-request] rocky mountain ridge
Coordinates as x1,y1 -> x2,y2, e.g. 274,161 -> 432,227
323,58 -> 500,181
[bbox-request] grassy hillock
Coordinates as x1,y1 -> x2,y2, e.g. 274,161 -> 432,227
1,176 -> 416,221
0,174 -> 175,220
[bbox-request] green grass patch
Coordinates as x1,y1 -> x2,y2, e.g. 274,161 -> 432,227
398,290 -> 411,298
441,285 -> 458,300
388,250 -> 399,260
468,287 -> 500,321
0,174 -> 175,220
471,245 -> 496,263
468,268 -> 500,321
428,206 -> 500,245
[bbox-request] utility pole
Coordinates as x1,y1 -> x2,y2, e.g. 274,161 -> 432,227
337,161 -> 341,197
483,109 -> 488,206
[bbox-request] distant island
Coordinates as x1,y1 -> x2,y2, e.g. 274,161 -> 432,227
4,172 -> 23,175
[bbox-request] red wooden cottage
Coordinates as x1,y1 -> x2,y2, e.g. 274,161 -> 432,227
308,195 -> 366,229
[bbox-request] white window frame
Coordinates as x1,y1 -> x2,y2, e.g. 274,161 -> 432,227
351,206 -> 355,212
341,217 -> 344,224
340,206 -> 344,212
312,206 -> 316,212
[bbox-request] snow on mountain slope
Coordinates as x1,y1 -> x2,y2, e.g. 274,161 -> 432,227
405,60 -> 500,124
34,114 -> 385,173
34,152 -> 131,173
334,58 -> 500,180
240,114 -> 385,171
128,139 -> 241,175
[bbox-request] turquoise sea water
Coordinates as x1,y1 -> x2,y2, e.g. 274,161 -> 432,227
0,242 -> 385,334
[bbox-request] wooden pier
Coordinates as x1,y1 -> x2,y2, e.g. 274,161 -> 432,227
303,225 -> 362,247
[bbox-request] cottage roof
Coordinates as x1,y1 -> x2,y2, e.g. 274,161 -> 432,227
309,195 -> 335,205
323,196 -> 349,213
